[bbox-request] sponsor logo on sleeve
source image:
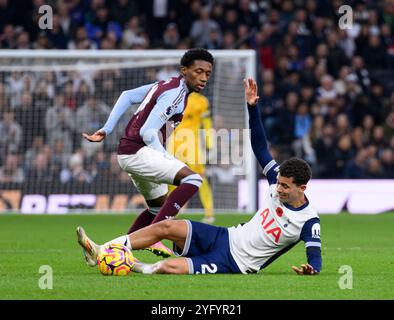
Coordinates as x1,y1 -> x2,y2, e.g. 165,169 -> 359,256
311,223 -> 321,239
165,104 -> 177,115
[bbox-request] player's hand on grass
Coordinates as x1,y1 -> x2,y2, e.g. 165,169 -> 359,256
82,129 -> 106,142
243,77 -> 260,106
291,263 -> 318,275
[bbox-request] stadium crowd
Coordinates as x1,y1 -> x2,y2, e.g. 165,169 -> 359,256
0,0 -> 393,187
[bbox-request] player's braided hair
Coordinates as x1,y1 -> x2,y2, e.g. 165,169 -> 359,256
279,157 -> 312,185
180,48 -> 214,67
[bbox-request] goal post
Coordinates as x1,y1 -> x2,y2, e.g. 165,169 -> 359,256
0,49 -> 257,214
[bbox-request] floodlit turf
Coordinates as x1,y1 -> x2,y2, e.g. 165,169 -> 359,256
0,212 -> 393,300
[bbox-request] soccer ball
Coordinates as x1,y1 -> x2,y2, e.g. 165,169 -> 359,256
97,243 -> 135,276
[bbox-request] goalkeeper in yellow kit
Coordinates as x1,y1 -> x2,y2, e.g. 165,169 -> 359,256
167,92 -> 215,223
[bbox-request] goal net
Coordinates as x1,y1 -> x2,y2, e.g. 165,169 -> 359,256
0,50 -> 256,214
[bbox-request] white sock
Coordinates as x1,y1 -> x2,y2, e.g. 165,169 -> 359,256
103,235 -> 132,250
143,261 -> 163,274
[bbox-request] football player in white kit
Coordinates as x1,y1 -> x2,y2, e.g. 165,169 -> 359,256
77,78 -> 322,275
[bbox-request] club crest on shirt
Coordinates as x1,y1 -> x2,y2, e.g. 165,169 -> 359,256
165,104 -> 177,115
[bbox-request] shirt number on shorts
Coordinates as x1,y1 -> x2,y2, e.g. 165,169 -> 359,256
198,263 -> 218,274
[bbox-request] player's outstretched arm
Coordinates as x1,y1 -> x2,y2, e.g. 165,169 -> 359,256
244,78 -> 278,183
83,83 -> 155,142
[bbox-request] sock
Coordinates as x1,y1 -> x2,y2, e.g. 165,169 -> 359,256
199,177 -> 214,218
133,261 -> 163,274
103,235 -> 132,250
127,208 -> 156,234
151,183 -> 199,224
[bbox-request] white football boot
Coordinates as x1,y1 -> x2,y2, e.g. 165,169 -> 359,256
76,226 -> 100,267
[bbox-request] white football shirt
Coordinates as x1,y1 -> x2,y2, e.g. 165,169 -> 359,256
228,169 -> 321,274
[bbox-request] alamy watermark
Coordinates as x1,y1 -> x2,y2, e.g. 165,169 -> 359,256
38,265 -> 53,289
143,125 -> 253,176
338,265 -> 353,289
338,5 -> 353,30
38,5 -> 53,30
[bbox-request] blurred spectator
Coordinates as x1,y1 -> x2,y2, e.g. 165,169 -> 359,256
326,31 -> 348,77
24,135 -> 45,169
258,81 -> 282,141
292,103 -> 316,166
50,138 -> 71,171
56,1 -> 76,38
380,149 -> 394,178
25,152 -> 53,183
222,9 -> 239,35
15,92 -> 45,150
0,24 -> 17,49
15,31 -> 32,49
109,0 -> 139,28
91,150 -> 110,184
316,74 -> 337,115
361,35 -> 387,70
33,79 -> 53,109
333,134 -> 355,178
68,26 -> 98,50
45,93 -> 75,155
238,0 -> 260,31
75,95 -> 110,157
85,6 -> 122,48
190,6 -> 221,48
63,81 -> 78,111
313,124 -> 337,178
0,153 -> 24,184
94,70 -> 120,106
0,110 -> 22,162
121,16 -> 149,49
61,150 -> 93,184
365,158 -> 385,179
139,0 -> 177,43
33,31 -> 51,49
351,56 -> 371,93
46,14 -> 70,49
161,22 -> 180,49
275,91 -> 297,145
345,148 -> 368,179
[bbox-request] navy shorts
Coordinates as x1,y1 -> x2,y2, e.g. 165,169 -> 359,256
174,220 -> 241,274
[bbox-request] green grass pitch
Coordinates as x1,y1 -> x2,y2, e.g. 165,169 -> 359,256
0,212 -> 393,300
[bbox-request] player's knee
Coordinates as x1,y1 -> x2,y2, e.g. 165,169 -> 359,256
180,173 -> 203,188
154,219 -> 174,238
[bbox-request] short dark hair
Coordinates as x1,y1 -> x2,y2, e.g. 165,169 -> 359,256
180,48 -> 214,67
279,157 -> 312,185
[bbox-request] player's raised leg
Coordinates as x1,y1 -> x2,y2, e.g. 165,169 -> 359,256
128,219 -> 188,250
150,166 -> 202,224
127,195 -> 167,234
76,220 -> 189,267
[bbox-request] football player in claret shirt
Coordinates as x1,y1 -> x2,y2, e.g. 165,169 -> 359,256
81,49 -> 214,263
77,78 -> 322,276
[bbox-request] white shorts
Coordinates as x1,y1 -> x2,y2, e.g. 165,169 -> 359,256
117,147 -> 187,200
